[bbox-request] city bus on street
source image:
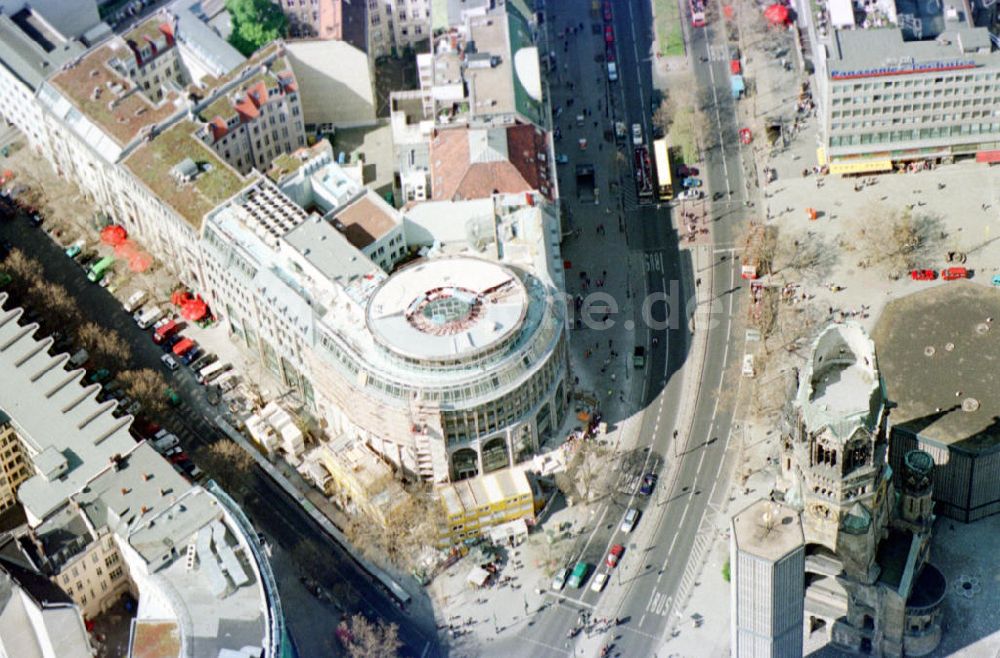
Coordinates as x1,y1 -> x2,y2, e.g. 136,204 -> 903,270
653,138 -> 673,202
87,256 -> 114,283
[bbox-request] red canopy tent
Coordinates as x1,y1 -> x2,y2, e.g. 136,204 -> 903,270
128,252 -> 153,272
114,240 -> 138,257
764,3 -> 790,24
100,225 -> 128,246
181,296 -> 208,322
171,289 -> 193,306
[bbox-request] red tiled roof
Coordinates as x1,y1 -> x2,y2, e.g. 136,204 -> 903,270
234,97 -> 259,121
247,81 -> 270,108
209,117 -> 228,141
430,125 -> 552,201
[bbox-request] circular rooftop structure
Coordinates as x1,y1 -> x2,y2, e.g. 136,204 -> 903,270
873,281 -> 1000,453
366,257 -> 530,364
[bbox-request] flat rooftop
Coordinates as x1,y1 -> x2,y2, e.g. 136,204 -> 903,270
0,296 -> 137,522
873,282 -> 1000,453
48,41 -> 181,147
731,500 -> 804,562
0,14 -> 86,91
123,120 -> 250,230
366,257 -> 528,361
332,192 -> 400,249
828,27 -> 999,76
283,217 -> 385,299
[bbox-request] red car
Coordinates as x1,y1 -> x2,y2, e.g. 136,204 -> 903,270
677,164 -> 700,177
606,544 -> 625,568
910,269 -> 936,281
604,25 -> 614,44
739,128 -> 753,144
603,0 -> 613,21
941,267 -> 969,280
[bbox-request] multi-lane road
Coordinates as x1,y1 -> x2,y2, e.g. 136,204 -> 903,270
496,0 -> 756,655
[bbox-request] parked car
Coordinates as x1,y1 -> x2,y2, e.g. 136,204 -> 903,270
910,269 -> 936,281
160,334 -> 182,353
168,451 -> 190,464
567,562 -> 590,588
620,507 -> 639,533
682,177 -> 702,188
941,266 -> 969,280
606,544 -> 625,568
602,0 -> 612,21
160,353 -> 179,371
631,123 -> 643,145
678,189 -> 703,200
639,473 -> 658,495
65,239 -> 85,259
591,572 -> 609,593
179,346 -> 202,366
88,368 -> 111,384
677,164 -> 700,177
604,24 -> 614,43
551,568 -> 569,591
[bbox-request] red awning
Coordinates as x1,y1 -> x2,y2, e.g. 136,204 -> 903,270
976,150 -> 1000,164
171,289 -> 193,306
181,297 -> 208,321
128,252 -> 152,272
100,225 -> 127,246
764,3 -> 790,24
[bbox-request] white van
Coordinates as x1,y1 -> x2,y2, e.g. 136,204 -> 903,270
216,371 -> 239,392
197,361 -> 230,385
152,430 -> 179,452
135,305 -> 164,329
123,290 -> 147,313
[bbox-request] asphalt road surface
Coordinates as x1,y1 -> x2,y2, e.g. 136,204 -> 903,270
0,212 -> 442,658
493,1 -> 752,656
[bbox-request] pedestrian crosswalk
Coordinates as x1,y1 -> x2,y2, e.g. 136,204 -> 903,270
617,471 -> 641,495
708,45 -> 729,62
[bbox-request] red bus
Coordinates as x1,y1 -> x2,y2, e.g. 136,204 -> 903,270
690,0 -> 706,27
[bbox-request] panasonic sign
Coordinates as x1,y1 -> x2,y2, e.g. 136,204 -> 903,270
830,60 -> 977,80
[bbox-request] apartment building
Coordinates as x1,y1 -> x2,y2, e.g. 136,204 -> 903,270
369,0 -> 431,58
0,422 -> 29,513
390,1 -> 550,201
0,291 -> 287,656
28,11 -> 301,285
437,467 -> 536,546
820,4 -> 1000,173
196,57 -> 306,175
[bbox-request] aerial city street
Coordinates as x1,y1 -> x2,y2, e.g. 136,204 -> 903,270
0,0 -> 999,656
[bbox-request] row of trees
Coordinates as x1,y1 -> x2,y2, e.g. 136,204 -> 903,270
4,248 -> 169,418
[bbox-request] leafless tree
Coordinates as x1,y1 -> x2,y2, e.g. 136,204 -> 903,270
338,614 -> 402,658
652,96 -> 676,135
3,248 -> 43,296
196,439 -> 255,489
343,479 -> 444,571
118,368 -> 169,417
774,229 -> 836,283
28,280 -> 80,327
554,440 -> 611,503
850,203 -> 938,275
75,322 -> 131,369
